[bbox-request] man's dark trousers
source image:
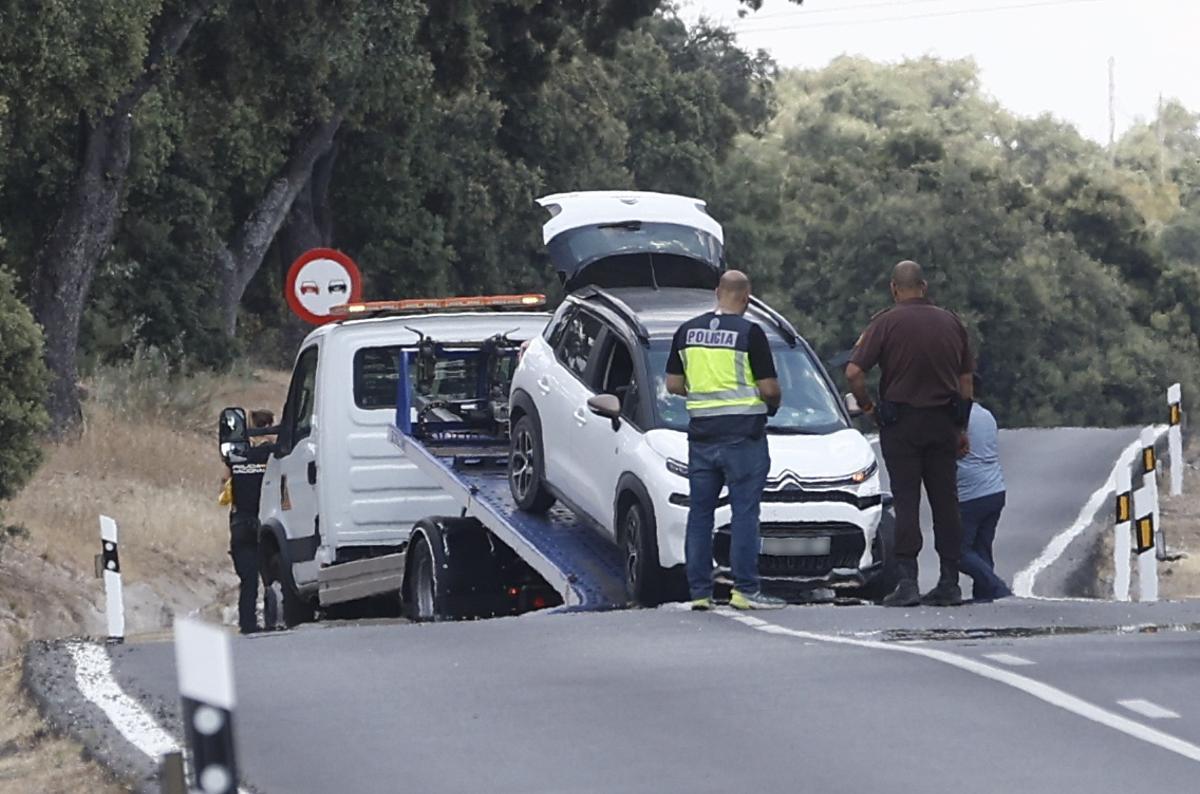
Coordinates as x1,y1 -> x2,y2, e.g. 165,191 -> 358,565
960,491 -> 1007,599
229,513 -> 260,634
879,406 -> 962,574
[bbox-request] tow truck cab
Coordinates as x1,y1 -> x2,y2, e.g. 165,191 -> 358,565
244,303 -> 550,620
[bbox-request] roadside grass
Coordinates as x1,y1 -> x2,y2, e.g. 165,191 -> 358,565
0,357 -> 289,790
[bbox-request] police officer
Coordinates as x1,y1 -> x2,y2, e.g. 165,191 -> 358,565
223,409 -> 275,633
666,270 -> 786,611
845,261 -> 974,607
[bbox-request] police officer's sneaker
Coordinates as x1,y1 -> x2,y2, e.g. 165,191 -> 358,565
881,579 -> 921,607
920,581 -> 963,607
730,589 -> 786,610
690,596 -> 714,611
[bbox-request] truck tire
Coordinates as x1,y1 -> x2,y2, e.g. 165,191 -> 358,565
404,534 -> 444,622
509,415 -> 555,513
621,498 -> 668,607
265,548 -> 315,628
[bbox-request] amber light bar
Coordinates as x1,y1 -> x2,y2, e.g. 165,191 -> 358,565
330,294 -> 546,317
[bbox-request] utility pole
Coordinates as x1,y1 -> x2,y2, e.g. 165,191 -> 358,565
1107,56 -> 1116,160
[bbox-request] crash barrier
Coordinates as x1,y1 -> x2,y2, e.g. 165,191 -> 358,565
1114,428 -> 1163,602
173,617 -> 239,794
1168,382 -> 1184,497
97,515 -> 125,643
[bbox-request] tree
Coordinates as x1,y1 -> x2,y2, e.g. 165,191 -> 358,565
0,0 -> 215,433
0,267 -> 49,501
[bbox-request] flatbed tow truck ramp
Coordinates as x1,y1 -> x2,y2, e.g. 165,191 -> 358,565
387,332 -> 628,613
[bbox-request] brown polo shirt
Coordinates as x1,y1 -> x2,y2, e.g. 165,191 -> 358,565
849,297 -> 973,408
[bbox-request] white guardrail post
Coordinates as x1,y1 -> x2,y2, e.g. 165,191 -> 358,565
174,617 -> 239,794
1133,431 -> 1159,601
1168,382 -> 1183,497
1113,468 -> 1132,602
99,515 -> 125,643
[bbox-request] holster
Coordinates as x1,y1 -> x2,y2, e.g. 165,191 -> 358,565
876,400 -> 900,428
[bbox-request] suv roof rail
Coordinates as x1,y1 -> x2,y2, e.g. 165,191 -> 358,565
572,286 -> 651,344
748,296 -> 798,347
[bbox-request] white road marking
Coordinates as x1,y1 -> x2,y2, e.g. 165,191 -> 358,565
68,640 -> 252,792
1013,426 -> 1167,598
1119,699 -> 1181,720
67,641 -> 178,758
718,610 -> 1200,763
983,652 -> 1035,666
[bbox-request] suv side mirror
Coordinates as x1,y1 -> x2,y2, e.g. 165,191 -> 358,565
587,394 -> 622,431
844,393 -> 863,418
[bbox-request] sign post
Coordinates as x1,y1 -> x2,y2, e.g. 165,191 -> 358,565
1113,468 -> 1132,602
99,515 -> 124,643
284,248 -> 363,326
1168,383 -> 1183,496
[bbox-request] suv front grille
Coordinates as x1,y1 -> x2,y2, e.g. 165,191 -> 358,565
713,522 -> 865,576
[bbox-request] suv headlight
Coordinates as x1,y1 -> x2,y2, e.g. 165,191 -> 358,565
666,458 -> 689,478
850,461 -> 878,484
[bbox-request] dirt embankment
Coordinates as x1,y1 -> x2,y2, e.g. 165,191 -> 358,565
0,363 -> 288,792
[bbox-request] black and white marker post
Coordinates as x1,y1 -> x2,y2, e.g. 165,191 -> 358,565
99,515 -> 124,643
1168,382 -> 1183,497
1134,426 -> 1159,602
173,617 -> 239,794
1113,467 -> 1132,602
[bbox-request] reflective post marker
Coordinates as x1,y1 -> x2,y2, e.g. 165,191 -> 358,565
1113,467 -> 1132,602
99,515 -> 124,643
1168,383 -> 1183,497
1140,426 -> 1165,560
174,617 -> 238,794
1133,485 -> 1158,602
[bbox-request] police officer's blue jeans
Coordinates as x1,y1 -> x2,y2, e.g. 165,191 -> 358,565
959,491 -> 1010,599
685,436 -> 771,598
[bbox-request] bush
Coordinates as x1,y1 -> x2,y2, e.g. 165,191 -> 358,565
0,267 -> 49,502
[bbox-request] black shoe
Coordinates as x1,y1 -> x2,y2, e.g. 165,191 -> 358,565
920,582 -> 963,607
882,579 -> 921,607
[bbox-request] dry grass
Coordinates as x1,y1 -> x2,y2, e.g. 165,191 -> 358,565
0,659 -> 125,794
0,362 -> 289,791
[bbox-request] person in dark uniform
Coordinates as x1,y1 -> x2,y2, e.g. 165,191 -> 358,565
845,261 -> 974,607
666,270 -> 786,611
222,409 -> 276,633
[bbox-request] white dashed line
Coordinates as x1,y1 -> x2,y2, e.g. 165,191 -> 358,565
983,652 -> 1035,666
718,610 -> 1200,763
1119,699 -> 1181,720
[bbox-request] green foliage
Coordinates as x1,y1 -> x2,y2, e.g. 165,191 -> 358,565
0,267 -> 49,501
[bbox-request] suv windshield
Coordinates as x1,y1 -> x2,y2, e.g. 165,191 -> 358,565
647,344 -> 847,435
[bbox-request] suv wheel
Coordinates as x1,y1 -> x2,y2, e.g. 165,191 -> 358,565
509,415 -> 555,513
621,498 -> 663,607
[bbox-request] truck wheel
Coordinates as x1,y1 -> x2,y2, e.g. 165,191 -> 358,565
265,549 -> 314,628
621,498 -> 665,607
404,535 -> 442,622
509,415 -> 555,513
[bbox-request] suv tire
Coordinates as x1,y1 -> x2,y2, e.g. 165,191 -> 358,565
621,498 -> 666,607
509,415 -> 556,513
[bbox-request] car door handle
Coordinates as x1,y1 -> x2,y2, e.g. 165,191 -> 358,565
537,377 -> 552,395
307,461 -> 317,484
573,408 -> 588,425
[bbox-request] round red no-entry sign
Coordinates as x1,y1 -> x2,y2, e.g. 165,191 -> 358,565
284,248 -> 363,325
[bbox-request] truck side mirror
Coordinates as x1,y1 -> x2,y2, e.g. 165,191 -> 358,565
219,407 -> 249,446
587,394 -> 622,431
844,393 -> 863,418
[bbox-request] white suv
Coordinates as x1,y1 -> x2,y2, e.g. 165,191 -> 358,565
508,192 -> 882,604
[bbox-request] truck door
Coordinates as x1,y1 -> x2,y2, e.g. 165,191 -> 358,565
276,345 -> 321,579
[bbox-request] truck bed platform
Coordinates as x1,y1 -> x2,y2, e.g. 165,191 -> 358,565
390,426 -> 627,611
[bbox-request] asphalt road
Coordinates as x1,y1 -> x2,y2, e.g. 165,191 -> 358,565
105,601 -> 1200,794
35,425 -> 1197,793
873,426 -> 1143,593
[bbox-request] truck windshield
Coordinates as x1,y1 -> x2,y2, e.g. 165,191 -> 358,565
354,347 -> 517,410
646,344 -> 847,435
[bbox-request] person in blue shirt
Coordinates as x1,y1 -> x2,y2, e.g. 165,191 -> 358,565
957,387 -> 1012,601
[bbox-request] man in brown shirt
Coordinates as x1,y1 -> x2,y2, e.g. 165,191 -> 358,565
846,261 -> 974,607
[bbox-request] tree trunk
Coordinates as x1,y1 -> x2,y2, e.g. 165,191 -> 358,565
277,144 -> 339,352
219,114 -> 345,337
30,1 -> 216,435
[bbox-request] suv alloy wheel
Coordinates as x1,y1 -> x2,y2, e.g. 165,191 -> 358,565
509,415 -> 556,513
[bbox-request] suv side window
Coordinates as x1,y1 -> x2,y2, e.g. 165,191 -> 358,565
555,309 -> 603,380
280,346 -> 319,452
596,333 -> 640,424
544,302 -> 574,349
